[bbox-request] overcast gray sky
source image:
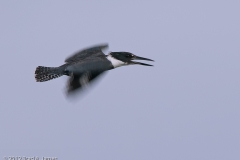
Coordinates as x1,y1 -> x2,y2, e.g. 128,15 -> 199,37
1,0 -> 240,160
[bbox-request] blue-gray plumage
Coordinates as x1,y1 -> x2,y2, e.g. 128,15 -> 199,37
35,44 -> 154,94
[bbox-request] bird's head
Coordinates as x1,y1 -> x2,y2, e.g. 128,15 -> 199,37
107,52 -> 154,68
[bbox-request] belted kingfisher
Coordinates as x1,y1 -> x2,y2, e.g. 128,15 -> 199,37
35,44 -> 154,94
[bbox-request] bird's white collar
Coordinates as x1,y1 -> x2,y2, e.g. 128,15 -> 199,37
106,54 -> 126,68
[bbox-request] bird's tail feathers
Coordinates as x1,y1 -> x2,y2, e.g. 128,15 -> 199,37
35,65 -> 66,82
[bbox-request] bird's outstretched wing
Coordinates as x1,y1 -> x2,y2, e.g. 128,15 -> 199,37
65,44 -> 108,63
66,71 -> 105,95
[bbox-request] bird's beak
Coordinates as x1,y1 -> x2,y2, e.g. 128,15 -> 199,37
129,55 -> 154,66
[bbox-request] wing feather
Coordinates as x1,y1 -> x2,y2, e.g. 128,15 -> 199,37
67,71 -> 104,94
65,44 -> 108,63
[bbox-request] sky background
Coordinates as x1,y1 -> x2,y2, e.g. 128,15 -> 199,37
1,0 -> 240,160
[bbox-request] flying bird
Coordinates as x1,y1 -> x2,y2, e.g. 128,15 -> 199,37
35,44 -> 154,95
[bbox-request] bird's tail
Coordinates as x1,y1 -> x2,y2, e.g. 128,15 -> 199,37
35,65 -> 67,82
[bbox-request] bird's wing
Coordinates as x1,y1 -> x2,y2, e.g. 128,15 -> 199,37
66,70 -> 105,95
65,44 -> 108,63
